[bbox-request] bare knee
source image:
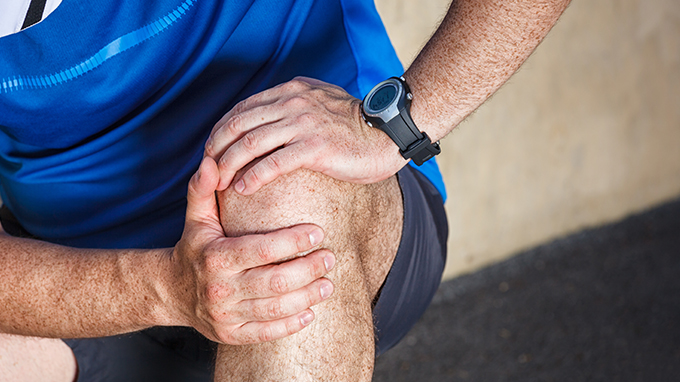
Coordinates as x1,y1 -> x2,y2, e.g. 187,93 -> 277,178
216,168 -> 403,298
217,168 -> 362,239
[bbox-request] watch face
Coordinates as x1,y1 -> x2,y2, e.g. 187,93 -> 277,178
368,83 -> 397,112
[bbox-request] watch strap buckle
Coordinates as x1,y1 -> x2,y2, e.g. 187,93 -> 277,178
400,133 -> 441,166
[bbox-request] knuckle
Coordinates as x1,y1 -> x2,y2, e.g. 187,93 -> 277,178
203,249 -> 224,272
226,114 -> 243,136
284,95 -> 310,110
241,131 -> 259,151
293,230 -> 310,253
206,305 -> 223,323
234,98 -> 249,114
285,317 -> 299,336
254,239 -> 274,263
205,282 -> 233,303
258,326 -> 275,343
251,302 -> 267,321
269,273 -> 289,294
245,165 -> 264,187
264,155 -> 283,174
310,256 -> 326,278
302,289 -> 315,310
267,299 -> 284,319
204,140 -> 216,158
286,78 -> 308,91
205,284 -> 221,302
295,112 -> 316,126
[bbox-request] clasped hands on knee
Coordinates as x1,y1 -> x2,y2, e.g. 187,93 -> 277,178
163,77 -> 405,346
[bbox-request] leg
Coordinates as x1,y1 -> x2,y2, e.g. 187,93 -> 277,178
214,169 -> 403,381
0,333 -> 77,382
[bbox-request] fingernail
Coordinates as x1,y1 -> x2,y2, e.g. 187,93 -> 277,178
324,254 -> 335,271
320,282 -> 333,299
309,229 -> 323,246
300,311 -> 314,326
235,180 -> 245,193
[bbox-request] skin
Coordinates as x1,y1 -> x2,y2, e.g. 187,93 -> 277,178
0,158 -> 335,380
213,166 -> 402,381
0,0 -> 571,381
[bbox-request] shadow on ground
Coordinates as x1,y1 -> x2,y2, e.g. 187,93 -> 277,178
374,198 -> 680,381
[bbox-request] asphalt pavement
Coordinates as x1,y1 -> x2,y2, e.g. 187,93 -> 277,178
374,197 -> 680,382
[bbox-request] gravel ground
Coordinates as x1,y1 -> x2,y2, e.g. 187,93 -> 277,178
374,197 -> 680,382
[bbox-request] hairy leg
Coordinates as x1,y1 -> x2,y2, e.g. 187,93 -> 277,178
214,169 -> 403,381
0,333 -> 77,382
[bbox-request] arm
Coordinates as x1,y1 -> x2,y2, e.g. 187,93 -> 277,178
0,157 -> 334,344
0,228 -> 173,339
404,0 -> 572,143
204,0 -> 572,194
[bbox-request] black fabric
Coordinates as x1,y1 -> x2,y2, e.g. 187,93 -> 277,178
0,205 -> 38,239
21,0 -> 48,30
62,327 -> 217,382
373,165 -> 448,355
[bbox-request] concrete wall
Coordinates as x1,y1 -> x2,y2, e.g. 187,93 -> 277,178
375,0 -> 680,279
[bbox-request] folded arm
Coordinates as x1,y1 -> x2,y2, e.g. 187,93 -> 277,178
0,158 -> 334,344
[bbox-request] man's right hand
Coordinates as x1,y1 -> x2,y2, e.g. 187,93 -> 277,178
166,157 -> 335,345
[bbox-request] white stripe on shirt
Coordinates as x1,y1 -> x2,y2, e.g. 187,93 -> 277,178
0,0 -> 63,38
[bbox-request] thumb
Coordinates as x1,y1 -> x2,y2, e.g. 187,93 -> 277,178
186,157 -> 221,225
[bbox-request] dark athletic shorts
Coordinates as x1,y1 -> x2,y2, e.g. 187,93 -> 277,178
0,165 -> 448,382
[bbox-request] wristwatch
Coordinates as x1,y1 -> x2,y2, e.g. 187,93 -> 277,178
360,76 -> 440,166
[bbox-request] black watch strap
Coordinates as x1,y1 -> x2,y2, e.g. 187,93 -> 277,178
382,77 -> 440,166
382,107 -> 441,166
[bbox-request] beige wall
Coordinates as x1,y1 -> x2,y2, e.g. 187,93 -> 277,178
376,0 -> 680,279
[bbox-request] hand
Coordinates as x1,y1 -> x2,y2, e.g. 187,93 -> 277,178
169,157 -> 335,345
204,77 -> 408,194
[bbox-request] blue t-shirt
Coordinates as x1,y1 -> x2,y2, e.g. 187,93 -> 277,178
0,0 -> 445,249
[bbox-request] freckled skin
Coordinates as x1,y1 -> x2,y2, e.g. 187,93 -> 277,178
405,0 -> 572,142
214,168 -> 402,381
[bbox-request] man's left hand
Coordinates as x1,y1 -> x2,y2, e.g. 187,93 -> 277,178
204,77 -> 407,194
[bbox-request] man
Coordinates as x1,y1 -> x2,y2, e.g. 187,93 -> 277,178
0,0 -> 571,381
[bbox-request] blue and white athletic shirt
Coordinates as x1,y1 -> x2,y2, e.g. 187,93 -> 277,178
0,0 -> 446,249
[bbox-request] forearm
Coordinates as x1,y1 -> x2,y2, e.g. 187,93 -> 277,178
404,0 -> 571,140
0,231 -> 177,339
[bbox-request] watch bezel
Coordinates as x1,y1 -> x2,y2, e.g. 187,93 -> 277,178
361,77 -> 406,124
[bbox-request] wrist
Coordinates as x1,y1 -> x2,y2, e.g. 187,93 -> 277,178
137,247 -> 190,327
353,99 -> 408,175
360,76 -> 441,166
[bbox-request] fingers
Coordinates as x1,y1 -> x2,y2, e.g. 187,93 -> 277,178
215,121 -> 299,191
185,157 -> 221,225
238,249 -> 335,299
235,276 -> 334,322
205,78 -> 336,191
222,224 -> 326,270
226,308 -> 317,345
233,142 -> 318,195
204,90 -> 286,167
